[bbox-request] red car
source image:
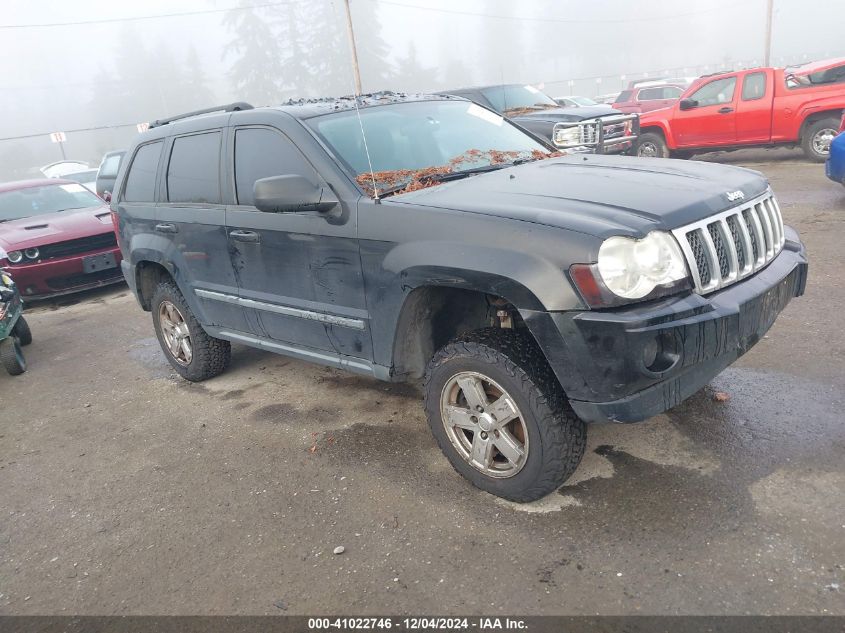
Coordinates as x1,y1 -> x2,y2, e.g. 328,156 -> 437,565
636,58 -> 845,162
612,83 -> 686,114
0,179 -> 123,298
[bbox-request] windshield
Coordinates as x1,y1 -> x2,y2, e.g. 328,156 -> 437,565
480,85 -> 558,115
0,183 -> 102,222
308,100 -> 559,197
571,96 -> 598,106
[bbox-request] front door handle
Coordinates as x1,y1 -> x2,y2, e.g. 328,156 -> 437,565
718,106 -> 734,114
155,223 -> 178,234
229,229 -> 260,244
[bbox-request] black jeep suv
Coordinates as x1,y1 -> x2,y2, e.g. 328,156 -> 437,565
113,93 -> 807,502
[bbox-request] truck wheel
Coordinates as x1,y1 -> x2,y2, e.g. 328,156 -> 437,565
802,117 -> 839,162
12,316 -> 32,346
424,328 -> 586,502
636,132 -> 670,158
0,337 -> 27,375
151,280 -> 230,382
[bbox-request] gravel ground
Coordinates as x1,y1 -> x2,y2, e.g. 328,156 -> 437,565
1,149 -> 843,615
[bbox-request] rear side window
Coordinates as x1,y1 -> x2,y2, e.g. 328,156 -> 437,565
167,132 -> 221,204
99,154 -> 122,177
742,72 -> 767,101
638,88 -> 662,100
233,127 -> 316,206
123,142 -> 162,202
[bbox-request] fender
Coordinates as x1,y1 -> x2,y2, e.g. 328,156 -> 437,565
785,98 -> 845,143
126,232 -> 209,325
638,117 -> 678,149
366,239 -> 587,370
382,240 -> 584,311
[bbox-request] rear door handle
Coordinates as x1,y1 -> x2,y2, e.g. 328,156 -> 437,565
718,107 -> 734,114
155,223 -> 178,234
229,229 -> 260,244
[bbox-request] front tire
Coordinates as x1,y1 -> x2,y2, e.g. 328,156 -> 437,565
424,329 -> 586,502
0,337 -> 27,375
13,316 -> 32,346
151,280 -> 230,382
636,132 -> 670,158
802,117 -> 839,162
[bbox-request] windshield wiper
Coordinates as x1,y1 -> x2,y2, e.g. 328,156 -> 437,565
377,164 -> 508,198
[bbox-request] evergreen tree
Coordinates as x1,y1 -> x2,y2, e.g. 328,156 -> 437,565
222,2 -> 286,105
393,42 -> 439,93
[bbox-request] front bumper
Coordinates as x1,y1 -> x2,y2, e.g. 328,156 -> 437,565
526,227 -> 808,423
5,246 -> 124,299
553,113 -> 639,155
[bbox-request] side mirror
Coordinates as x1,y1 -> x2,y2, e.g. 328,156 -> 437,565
102,191 -> 112,203
679,98 -> 698,111
253,175 -> 338,213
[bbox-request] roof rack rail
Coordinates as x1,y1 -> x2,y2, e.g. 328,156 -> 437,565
149,102 -> 254,129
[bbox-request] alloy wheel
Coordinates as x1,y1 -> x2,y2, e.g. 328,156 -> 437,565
439,371 -> 529,478
812,128 -> 836,156
158,300 -> 193,366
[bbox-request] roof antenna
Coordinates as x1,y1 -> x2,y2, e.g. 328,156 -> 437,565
353,96 -> 379,201
337,0 -> 379,201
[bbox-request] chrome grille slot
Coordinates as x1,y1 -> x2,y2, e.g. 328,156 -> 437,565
672,190 -> 785,294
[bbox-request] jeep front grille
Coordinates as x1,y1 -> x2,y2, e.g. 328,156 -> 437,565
672,191 -> 785,294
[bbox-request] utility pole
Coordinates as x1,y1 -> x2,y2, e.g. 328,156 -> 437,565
342,0 -> 363,95
764,0 -> 774,67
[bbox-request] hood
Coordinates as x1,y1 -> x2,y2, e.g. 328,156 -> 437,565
638,105 -> 675,121
0,205 -> 113,251
513,105 -> 625,122
391,155 -> 768,238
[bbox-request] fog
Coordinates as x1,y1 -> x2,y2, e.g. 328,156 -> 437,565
1,0 -> 842,181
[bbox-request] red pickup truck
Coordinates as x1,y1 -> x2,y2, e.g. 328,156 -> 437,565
635,59 -> 845,162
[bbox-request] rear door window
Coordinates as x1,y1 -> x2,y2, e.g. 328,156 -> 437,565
166,132 -> 221,204
233,127 -> 317,207
742,72 -> 767,101
123,142 -> 162,202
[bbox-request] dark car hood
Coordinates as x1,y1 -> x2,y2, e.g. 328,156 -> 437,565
392,155 -> 768,238
0,205 -> 113,251
513,105 -> 625,122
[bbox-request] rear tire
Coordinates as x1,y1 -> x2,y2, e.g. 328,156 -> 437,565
0,337 -> 27,375
424,328 -> 586,502
802,117 -> 839,162
151,280 -> 230,382
636,132 -> 670,158
13,316 -> 32,346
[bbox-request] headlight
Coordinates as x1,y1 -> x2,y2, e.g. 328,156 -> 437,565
597,232 -> 688,299
553,126 -> 582,147
7,250 -> 23,264
24,247 -> 39,260
570,231 -> 690,307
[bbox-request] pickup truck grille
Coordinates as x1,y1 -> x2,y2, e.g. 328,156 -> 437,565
672,191 -> 785,294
